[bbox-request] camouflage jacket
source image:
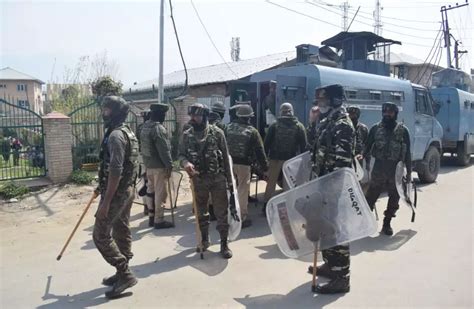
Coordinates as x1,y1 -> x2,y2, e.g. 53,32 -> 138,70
209,112 -> 226,131
306,121 -> 318,151
312,108 -> 355,177
354,121 -> 369,156
139,120 -> 173,169
264,116 -> 307,161
364,121 -> 412,175
179,124 -> 232,185
225,119 -> 268,171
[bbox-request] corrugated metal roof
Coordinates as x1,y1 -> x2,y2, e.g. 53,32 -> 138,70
127,51 -> 296,92
389,52 -> 426,65
0,67 -> 45,84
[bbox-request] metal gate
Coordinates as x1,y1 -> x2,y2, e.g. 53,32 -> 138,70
0,99 -> 46,180
69,101 -> 137,170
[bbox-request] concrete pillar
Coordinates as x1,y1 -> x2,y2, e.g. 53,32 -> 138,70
43,112 -> 73,183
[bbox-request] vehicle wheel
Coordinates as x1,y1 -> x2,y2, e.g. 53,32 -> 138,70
456,143 -> 471,166
417,146 -> 440,183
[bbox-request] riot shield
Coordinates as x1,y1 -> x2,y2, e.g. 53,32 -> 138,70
266,168 -> 377,258
282,151 -> 313,190
228,156 -> 242,241
166,170 -> 183,210
395,162 -> 417,222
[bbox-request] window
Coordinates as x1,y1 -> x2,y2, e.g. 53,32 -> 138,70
18,100 -> 29,108
390,91 -> 403,103
415,90 -> 433,116
369,90 -> 381,100
17,84 -> 25,91
0,84 -> 6,88
346,90 -> 357,99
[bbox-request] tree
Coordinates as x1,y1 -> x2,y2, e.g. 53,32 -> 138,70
91,76 -> 123,99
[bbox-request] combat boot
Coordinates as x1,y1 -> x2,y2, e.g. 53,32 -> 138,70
154,221 -> 174,229
315,277 -> 350,294
148,215 -> 155,227
105,270 -> 138,299
307,263 -> 337,279
382,217 -> 393,236
102,272 -> 118,286
220,239 -> 233,259
242,218 -> 252,228
196,229 -> 210,253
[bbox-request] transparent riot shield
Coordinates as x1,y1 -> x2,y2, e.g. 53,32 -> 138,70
395,162 -> 417,222
228,156 -> 242,241
282,151 -> 313,190
266,168 -> 377,258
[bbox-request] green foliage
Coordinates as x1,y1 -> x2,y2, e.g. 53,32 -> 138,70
0,182 -> 29,199
91,76 -> 123,98
61,85 -> 80,101
71,170 -> 94,185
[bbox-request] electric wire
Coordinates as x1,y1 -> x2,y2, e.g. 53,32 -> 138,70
169,0 -> 188,97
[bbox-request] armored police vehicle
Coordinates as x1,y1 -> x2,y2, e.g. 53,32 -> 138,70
430,69 -> 474,166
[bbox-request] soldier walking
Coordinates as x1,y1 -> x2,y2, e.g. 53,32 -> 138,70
179,103 -> 236,259
140,103 -> 174,229
263,102 -> 307,213
307,84 -> 355,294
363,102 -> 412,236
93,96 -> 139,298
225,105 -> 268,228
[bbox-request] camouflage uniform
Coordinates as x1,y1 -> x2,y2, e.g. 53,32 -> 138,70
306,122 -> 318,151
354,122 -> 369,156
179,125 -> 233,241
312,107 -> 355,280
226,115 -> 268,223
364,121 -> 411,219
263,109 -> 307,203
94,124 -> 139,279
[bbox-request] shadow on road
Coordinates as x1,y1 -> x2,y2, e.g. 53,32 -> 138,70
234,281 -> 343,309
351,229 -> 417,255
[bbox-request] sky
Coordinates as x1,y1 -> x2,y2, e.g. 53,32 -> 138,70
1,0 -> 473,88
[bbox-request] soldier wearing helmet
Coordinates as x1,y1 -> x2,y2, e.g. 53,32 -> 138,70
363,102 -> 412,236
140,103 -> 174,229
307,84 -> 355,294
263,102 -> 307,213
346,106 -> 368,158
94,96 -> 139,298
225,104 -> 268,228
209,101 -> 227,131
179,103 -> 235,259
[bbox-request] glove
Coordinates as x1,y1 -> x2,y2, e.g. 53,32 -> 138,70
229,192 -> 240,222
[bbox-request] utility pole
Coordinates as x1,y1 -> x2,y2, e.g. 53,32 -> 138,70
342,1 -> 349,31
440,1 -> 469,68
158,0 -> 164,103
373,0 -> 383,60
230,37 -> 240,62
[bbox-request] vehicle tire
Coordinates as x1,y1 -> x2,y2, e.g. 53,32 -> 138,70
456,143 -> 471,166
417,146 -> 440,183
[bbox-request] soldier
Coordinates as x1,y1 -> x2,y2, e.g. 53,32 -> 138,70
306,105 -> 320,151
307,84 -> 355,294
140,103 -> 174,229
209,101 -> 226,131
179,103 -> 236,259
347,106 -> 369,158
93,96 -> 139,298
226,104 -> 268,228
263,102 -> 307,213
363,102 -> 412,236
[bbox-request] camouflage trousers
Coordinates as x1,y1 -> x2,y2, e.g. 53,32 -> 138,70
322,244 -> 350,278
93,186 -> 135,273
365,168 -> 400,218
192,173 -> 229,238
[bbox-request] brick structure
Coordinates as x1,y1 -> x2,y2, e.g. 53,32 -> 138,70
43,112 -> 73,183
173,95 -> 197,132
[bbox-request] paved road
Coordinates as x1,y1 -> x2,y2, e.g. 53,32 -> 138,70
1,158 -> 473,308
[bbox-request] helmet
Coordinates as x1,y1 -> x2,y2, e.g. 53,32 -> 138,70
188,103 -> 209,116
101,96 -> 130,127
211,102 -> 226,114
315,84 -> 345,107
382,102 -> 399,114
236,104 -> 254,117
279,102 -> 294,116
347,105 -> 361,118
